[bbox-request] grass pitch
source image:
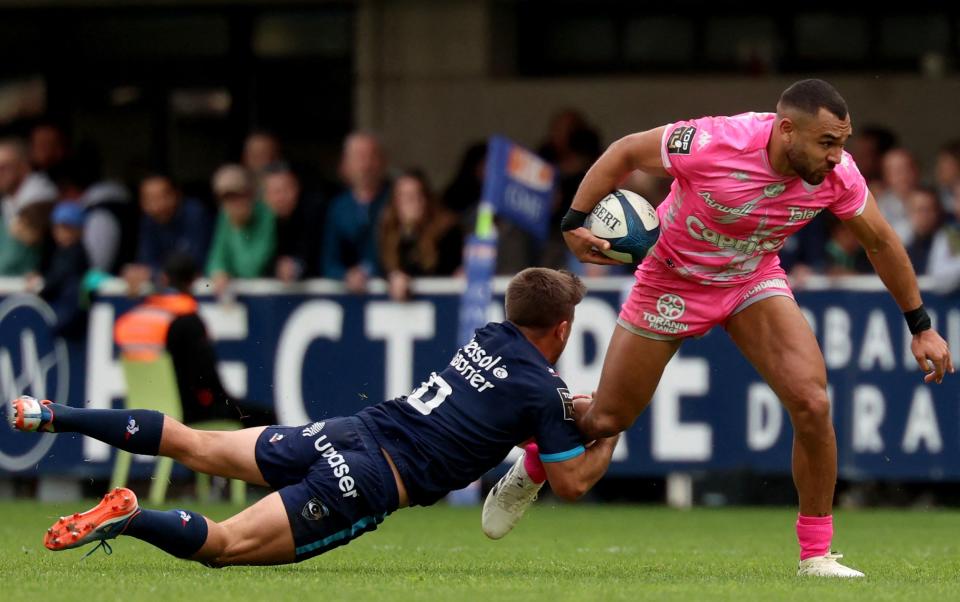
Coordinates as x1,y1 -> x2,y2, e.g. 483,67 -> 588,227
2,500 -> 959,601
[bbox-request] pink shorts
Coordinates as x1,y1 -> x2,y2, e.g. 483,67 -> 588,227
618,258 -> 794,340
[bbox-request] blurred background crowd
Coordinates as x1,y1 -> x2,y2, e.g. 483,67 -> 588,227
0,0 -> 958,340
2,112 -> 960,337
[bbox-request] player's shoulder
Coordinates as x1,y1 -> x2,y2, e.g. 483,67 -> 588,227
473,320 -> 520,349
666,112 -> 773,157
478,322 -> 566,390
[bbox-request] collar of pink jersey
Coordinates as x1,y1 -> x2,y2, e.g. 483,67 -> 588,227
752,112 -> 783,179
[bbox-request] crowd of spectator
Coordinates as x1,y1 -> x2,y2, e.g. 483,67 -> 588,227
1,113 -> 959,337
780,130 -> 960,293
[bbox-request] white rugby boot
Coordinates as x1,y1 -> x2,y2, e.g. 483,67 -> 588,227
797,553 -> 865,578
482,451 -> 543,539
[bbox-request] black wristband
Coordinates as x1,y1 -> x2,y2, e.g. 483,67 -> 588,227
561,208 -> 590,231
904,304 -> 932,335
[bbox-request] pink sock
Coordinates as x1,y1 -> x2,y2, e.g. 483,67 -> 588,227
796,514 -> 833,560
523,443 -> 546,484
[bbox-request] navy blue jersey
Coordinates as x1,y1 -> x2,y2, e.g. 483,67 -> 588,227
356,321 -> 586,506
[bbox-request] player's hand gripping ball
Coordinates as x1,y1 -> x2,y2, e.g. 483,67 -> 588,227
584,189 -> 659,265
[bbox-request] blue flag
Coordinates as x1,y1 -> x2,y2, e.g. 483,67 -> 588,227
481,135 -> 556,240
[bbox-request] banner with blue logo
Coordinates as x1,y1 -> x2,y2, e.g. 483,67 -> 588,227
2,279 -> 960,482
481,135 -> 556,240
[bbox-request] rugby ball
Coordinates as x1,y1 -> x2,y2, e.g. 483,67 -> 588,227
585,189 -> 659,265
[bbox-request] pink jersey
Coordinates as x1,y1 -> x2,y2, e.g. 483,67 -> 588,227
651,112 -> 868,286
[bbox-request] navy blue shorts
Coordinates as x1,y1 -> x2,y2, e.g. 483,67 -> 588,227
254,416 -> 400,561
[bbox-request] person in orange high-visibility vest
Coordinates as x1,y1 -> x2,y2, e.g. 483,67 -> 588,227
114,252 -> 274,426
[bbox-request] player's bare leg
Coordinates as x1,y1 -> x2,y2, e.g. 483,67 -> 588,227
726,297 -> 834,517
43,486 -> 295,565
159,418 -> 269,486
191,491 -> 295,566
726,295 -> 862,577
578,324 -> 681,439
483,329 -> 677,538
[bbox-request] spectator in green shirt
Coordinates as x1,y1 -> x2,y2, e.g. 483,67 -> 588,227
205,164 -> 276,296
0,138 -> 58,275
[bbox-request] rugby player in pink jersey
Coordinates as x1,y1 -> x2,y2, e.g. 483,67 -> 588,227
482,79 -> 954,577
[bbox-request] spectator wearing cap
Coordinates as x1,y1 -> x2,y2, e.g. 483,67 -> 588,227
322,132 -> 390,292
262,163 -> 325,282
205,164 -> 276,296
56,152 -> 136,275
38,202 -> 89,338
123,173 -> 212,293
0,138 -> 58,275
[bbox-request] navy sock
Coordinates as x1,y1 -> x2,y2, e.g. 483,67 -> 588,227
48,404 -> 164,456
124,509 -> 209,559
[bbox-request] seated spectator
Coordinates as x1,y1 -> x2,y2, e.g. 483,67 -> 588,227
849,126 -> 898,196
322,132 -> 390,292
262,163 -> 325,282
57,153 -> 136,275
29,120 -> 70,176
114,253 -> 274,426
546,120 -> 602,270
824,216 -> 872,276
537,108 -> 591,166
124,173 -> 212,292
935,140 -> 960,213
0,138 -> 58,275
876,148 -> 919,245
928,181 -> 960,293
904,187 -> 943,274
243,130 -> 283,192
779,212 -> 829,285
38,202 -> 89,339
379,170 -> 463,300
442,141 -> 486,215
205,164 -> 276,296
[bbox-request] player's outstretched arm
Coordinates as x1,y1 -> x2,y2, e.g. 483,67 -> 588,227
845,192 -> 955,383
563,126 -> 669,265
540,435 -> 619,501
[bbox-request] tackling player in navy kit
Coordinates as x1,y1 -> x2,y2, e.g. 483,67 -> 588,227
9,268 -> 618,566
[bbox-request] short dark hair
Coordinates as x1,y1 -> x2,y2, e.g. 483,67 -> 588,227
778,79 -> 848,120
163,252 -> 198,293
505,268 -> 586,330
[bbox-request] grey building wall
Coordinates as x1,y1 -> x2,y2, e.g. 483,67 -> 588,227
355,0 -> 960,187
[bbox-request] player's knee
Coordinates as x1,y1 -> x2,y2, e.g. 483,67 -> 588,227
177,431 -> 218,469
162,424 -> 204,463
787,388 -> 831,430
